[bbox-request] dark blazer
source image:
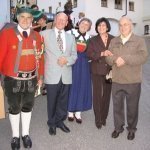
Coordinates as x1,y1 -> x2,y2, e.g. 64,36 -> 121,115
86,34 -> 114,75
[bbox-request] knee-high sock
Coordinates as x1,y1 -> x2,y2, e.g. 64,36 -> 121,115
9,113 -> 20,138
21,111 -> 32,136
75,112 -> 81,119
68,112 -> 74,117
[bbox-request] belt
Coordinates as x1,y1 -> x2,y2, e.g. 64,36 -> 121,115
12,69 -> 36,80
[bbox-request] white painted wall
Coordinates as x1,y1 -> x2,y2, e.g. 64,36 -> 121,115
0,0 -> 146,36
37,0 -> 67,13
37,0 -> 144,36
143,0 -> 150,31
0,0 -> 10,29
143,0 -> 150,17
85,0 -> 144,36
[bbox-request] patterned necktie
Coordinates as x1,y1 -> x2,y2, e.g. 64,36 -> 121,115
57,30 -> 63,52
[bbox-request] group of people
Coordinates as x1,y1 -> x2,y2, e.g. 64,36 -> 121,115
0,4 -> 148,150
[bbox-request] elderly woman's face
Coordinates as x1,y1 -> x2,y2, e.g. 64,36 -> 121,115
79,20 -> 91,34
97,21 -> 108,34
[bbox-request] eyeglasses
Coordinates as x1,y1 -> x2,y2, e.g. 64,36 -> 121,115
119,23 -> 130,28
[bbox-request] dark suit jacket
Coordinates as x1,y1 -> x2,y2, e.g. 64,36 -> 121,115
86,34 -> 114,75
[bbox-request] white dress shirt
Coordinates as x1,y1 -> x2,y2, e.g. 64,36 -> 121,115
17,25 -> 30,37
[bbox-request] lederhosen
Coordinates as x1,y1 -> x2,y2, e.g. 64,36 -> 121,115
4,27 -> 38,114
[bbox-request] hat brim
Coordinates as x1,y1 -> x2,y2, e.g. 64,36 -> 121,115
17,7 -> 34,15
17,7 -> 43,20
34,12 -> 45,21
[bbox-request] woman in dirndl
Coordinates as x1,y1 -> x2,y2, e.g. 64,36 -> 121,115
67,18 -> 92,124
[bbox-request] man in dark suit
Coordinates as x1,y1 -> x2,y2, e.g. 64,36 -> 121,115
41,12 -> 77,135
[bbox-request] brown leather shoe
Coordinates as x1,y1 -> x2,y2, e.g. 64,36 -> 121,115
74,116 -> 82,124
112,130 -> 124,138
68,116 -> 74,122
127,132 -> 135,140
96,124 -> 102,129
76,118 -> 82,124
102,120 -> 106,126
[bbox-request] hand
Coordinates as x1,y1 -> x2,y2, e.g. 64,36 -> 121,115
115,57 -> 125,67
38,79 -> 43,87
101,50 -> 113,57
57,56 -> 68,67
31,24 -> 41,29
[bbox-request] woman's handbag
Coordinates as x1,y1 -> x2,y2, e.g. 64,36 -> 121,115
105,70 -> 112,83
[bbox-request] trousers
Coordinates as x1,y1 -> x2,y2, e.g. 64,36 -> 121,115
4,76 -> 37,114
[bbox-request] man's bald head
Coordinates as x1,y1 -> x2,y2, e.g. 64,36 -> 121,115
54,12 -> 68,30
119,16 -> 133,37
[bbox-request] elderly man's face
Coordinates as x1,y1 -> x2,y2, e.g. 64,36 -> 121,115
18,12 -> 33,30
55,13 -> 68,30
119,18 -> 132,37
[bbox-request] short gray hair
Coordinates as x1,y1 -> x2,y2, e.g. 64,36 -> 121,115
79,18 -> 92,31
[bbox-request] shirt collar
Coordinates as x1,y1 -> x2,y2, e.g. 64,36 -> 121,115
55,27 -> 65,35
120,32 -> 132,44
17,25 -> 30,36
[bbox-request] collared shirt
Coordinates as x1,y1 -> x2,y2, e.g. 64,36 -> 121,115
55,27 -> 66,52
17,25 -> 30,37
120,32 -> 132,45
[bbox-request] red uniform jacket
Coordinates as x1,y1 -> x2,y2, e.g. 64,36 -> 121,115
0,28 -> 44,79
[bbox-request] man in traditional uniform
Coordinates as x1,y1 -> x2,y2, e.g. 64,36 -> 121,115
0,7 -> 44,150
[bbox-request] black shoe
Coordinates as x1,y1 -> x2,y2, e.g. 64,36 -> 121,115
11,137 -> 20,150
76,118 -> 82,124
75,116 -> 82,124
49,126 -> 56,135
127,132 -> 135,140
42,90 -> 47,95
57,123 -> 70,133
68,116 -> 74,122
22,135 -> 32,148
112,130 -> 124,138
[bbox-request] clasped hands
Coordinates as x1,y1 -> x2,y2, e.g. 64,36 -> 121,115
57,56 -> 68,67
101,50 -> 125,67
101,50 -> 113,57
115,57 -> 125,67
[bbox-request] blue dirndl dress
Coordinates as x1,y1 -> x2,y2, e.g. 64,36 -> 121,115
68,29 -> 92,112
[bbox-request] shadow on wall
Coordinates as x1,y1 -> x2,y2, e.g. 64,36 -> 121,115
144,36 -> 150,56
108,18 -> 119,36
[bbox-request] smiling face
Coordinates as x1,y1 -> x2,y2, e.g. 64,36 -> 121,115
79,20 -> 91,34
54,13 -> 68,30
37,18 -> 46,26
97,21 -> 108,34
17,12 -> 33,30
119,17 -> 132,37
